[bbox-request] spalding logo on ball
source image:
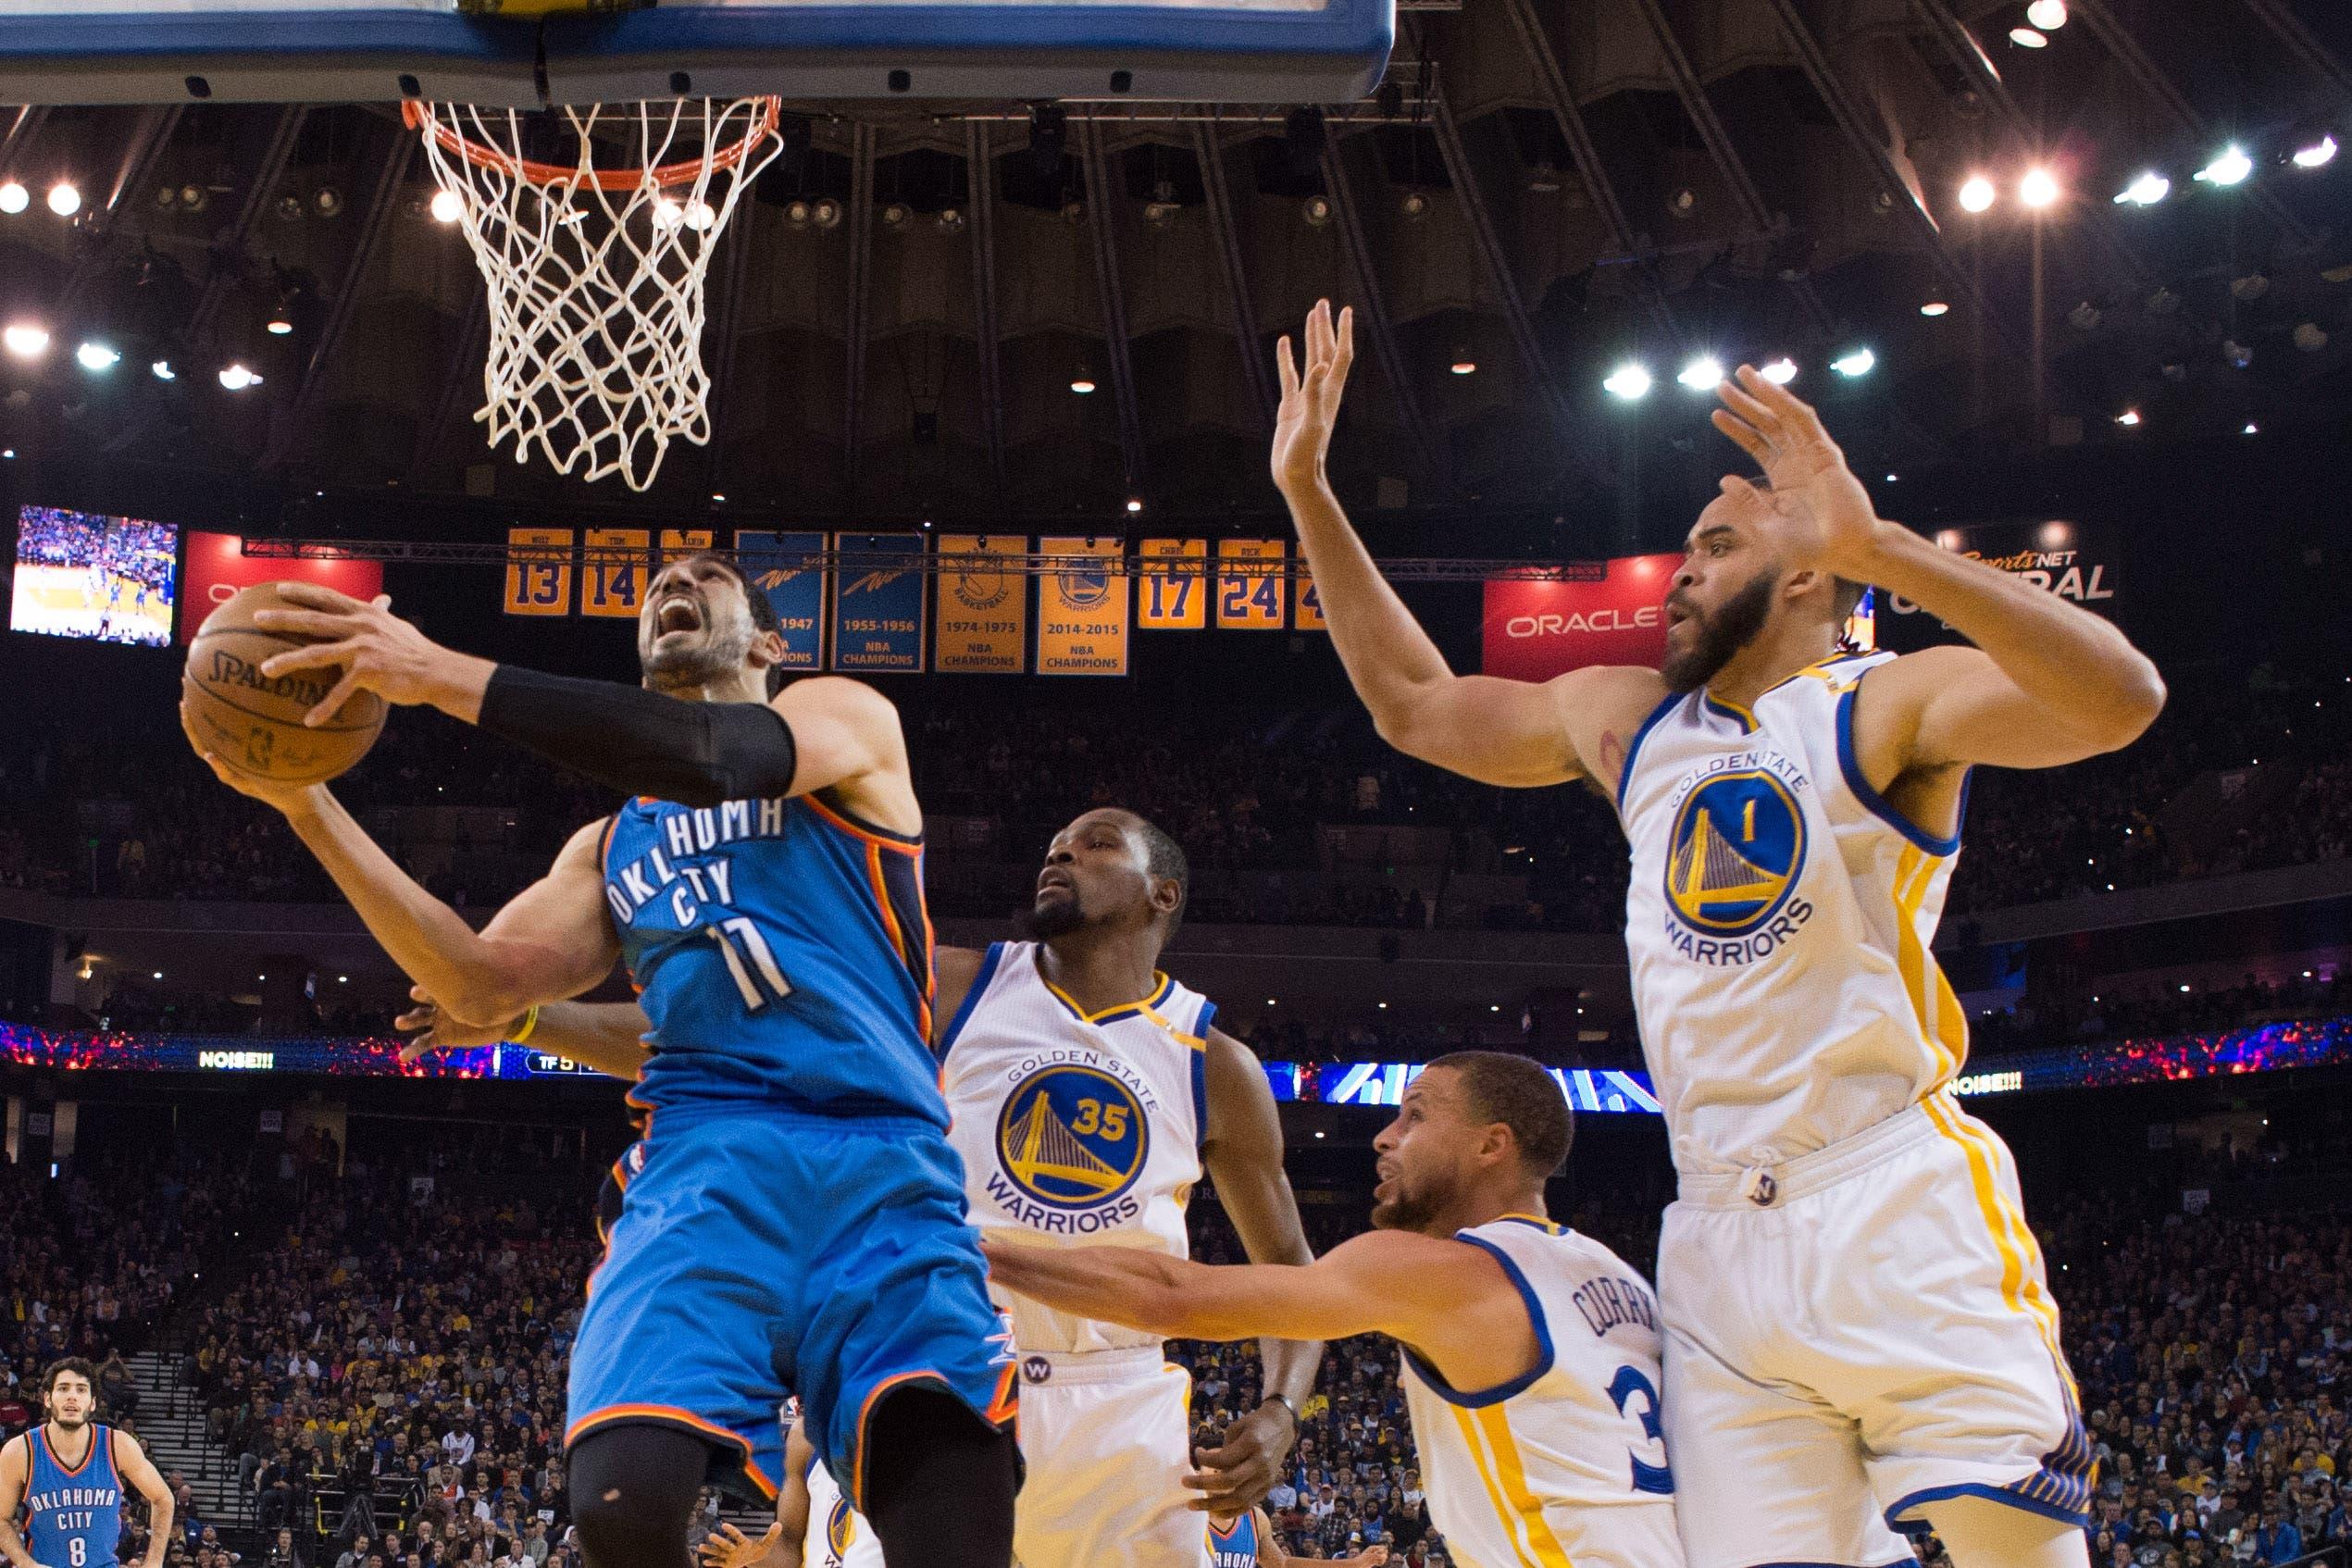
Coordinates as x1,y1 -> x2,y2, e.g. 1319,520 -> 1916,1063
182,581 -> 387,783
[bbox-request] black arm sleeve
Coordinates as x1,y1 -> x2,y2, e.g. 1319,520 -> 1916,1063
474,665 -> 800,809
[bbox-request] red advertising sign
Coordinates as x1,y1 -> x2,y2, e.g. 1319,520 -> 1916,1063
1481,554 -> 1677,679
180,531 -> 385,642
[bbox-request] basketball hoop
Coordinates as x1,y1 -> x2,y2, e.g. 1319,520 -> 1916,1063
404,96 -> 784,492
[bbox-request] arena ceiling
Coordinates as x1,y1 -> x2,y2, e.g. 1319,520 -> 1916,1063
0,0 -> 2346,529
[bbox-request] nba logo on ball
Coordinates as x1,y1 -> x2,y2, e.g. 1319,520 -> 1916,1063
1662,769 -> 1815,964
991,1064 -> 1150,1224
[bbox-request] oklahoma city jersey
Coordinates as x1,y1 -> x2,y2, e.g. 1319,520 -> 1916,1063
19,1425 -> 123,1568
941,940 -> 1212,1354
1615,653 -> 1965,1173
1400,1218 -> 1684,1568
601,790 -> 938,1124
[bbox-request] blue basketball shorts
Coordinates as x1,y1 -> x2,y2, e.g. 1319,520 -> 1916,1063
566,1108 -> 1018,1508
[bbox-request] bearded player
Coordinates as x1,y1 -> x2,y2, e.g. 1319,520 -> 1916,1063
0,1359 -> 175,1568
180,554 -> 1020,1568
985,1052 -> 1685,1568
1267,302 -> 2164,1568
403,806 -> 1324,1565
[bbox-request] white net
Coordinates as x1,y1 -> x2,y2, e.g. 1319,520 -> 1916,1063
406,97 -> 784,492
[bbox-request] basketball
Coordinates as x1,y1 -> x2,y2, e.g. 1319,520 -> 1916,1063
181,581 -> 386,785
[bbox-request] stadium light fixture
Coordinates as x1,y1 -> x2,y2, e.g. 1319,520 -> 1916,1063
2195,146 -> 2253,186
1958,176 -> 1997,213
2245,423 -> 2259,435
218,363 -> 264,391
2009,27 -> 2047,48
1759,357 -> 1798,385
1676,355 -> 1724,392
2115,409 -> 2140,426
46,181 -> 80,217
151,359 -> 176,380
2019,168 -> 2060,209
429,189 -> 464,224
3,322 -> 50,359
1920,301 -> 1950,317
2115,171 -> 2171,206
75,342 -> 119,371
2294,134 -> 2339,170
1830,348 -> 1876,378
1126,497 -> 1144,514
0,181 -> 26,216
2025,0 -> 2068,27
1602,363 -> 1652,400
1069,376 -> 1096,394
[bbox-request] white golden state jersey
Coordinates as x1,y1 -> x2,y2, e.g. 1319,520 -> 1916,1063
941,940 -> 1213,1355
1401,1216 -> 1685,1568
1616,652 -> 1968,1173
801,1456 -> 883,1568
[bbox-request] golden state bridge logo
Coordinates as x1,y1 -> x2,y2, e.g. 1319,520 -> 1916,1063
1665,769 -> 1806,938
826,1497 -> 856,1562
994,1064 -> 1149,1213
1058,567 -> 1113,610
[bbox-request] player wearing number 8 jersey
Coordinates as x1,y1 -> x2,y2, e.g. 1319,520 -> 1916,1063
986,1052 -> 1686,1568
0,1359 -> 175,1568
178,555 -> 1020,1568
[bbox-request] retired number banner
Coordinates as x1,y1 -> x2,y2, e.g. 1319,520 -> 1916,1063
933,535 -> 1028,673
1036,537 -> 1128,676
830,533 -> 926,672
1138,539 -> 1207,629
503,529 -> 574,616
581,529 -> 652,619
732,530 -> 828,669
1216,539 -> 1288,628
1295,568 -> 1327,632
659,529 -> 714,562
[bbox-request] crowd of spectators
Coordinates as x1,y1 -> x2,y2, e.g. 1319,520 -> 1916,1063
1,658 -> 2346,936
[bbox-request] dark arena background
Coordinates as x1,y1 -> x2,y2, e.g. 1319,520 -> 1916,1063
3,2 -> 2352,1567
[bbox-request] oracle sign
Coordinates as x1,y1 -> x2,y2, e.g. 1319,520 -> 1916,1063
1482,554 -> 1678,679
180,530 -> 384,642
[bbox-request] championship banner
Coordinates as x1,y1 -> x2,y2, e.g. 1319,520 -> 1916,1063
732,529 -> 827,669
658,529 -> 714,562
1296,568 -> 1327,631
1216,539 -> 1287,629
1138,538 -> 1207,629
1481,554 -> 1674,680
933,534 -> 1027,674
829,533 -> 925,672
1880,519 -> 2119,652
581,528 -> 652,618
502,528 -> 574,617
1035,536 -> 1128,676
181,531 -> 383,642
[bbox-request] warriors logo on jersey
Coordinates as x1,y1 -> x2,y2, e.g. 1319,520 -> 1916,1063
825,1497 -> 856,1561
993,1062 -> 1152,1216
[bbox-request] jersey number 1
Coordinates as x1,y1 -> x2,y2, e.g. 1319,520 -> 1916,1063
707,917 -> 793,1010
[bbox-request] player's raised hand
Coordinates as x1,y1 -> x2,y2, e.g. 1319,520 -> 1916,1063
251,585 -> 489,728
1711,365 -> 1887,580
1271,298 -> 1355,498
394,985 -> 522,1063
695,1522 -> 780,1568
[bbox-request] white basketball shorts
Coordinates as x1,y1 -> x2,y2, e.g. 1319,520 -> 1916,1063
1657,1093 -> 2093,1568
1013,1347 -> 1205,1568
801,1456 -> 886,1568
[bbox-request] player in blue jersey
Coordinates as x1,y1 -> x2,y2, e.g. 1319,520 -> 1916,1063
1206,1510 -> 1388,1568
178,555 -> 1020,1568
0,1359 -> 174,1568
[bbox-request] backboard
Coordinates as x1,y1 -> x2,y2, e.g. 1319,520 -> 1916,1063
0,0 -> 1394,106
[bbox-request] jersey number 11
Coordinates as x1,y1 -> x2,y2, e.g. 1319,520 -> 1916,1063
708,917 -> 793,1009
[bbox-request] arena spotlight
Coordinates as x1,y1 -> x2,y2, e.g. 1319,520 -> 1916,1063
2115,409 -> 2140,426
0,181 -> 26,216
3,322 -> 50,359
682,199 -> 716,232
1830,348 -> 1876,378
812,198 -> 844,230
2019,168 -> 2060,209
313,186 -> 343,218
429,188 -> 464,223
2294,134 -> 2339,170
1449,355 -> 1476,376
1301,193 -> 1334,228
2195,145 -> 2253,186
937,206 -> 964,232
151,359 -> 175,381
46,181 -> 80,217
1920,301 -> 1950,317
1142,181 -> 1179,228
1759,357 -> 1798,385
1958,176 -> 1997,214
1676,355 -> 1724,392
784,199 -> 811,228
2245,423 -> 2259,435
1126,497 -> 1144,514
1602,363 -> 1652,400
650,195 -> 684,230
2009,27 -> 2047,47
879,201 -> 911,229
2025,0 -> 2068,27
2114,171 -> 2171,206
1070,374 -> 1097,394
218,363 -> 263,391
75,341 -> 119,371
1399,190 -> 1430,221
266,294 -> 296,335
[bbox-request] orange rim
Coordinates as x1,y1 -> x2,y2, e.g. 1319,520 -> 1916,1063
402,97 -> 783,193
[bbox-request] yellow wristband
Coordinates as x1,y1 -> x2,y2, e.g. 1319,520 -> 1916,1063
510,1004 -> 541,1045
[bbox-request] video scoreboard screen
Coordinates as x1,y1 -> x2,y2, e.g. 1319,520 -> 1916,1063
9,504 -> 180,647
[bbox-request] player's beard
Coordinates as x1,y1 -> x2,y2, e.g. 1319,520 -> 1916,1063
1370,1175 -> 1443,1235
1661,565 -> 1778,694
50,1409 -> 86,1430
1024,888 -> 1086,939
641,617 -> 755,695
